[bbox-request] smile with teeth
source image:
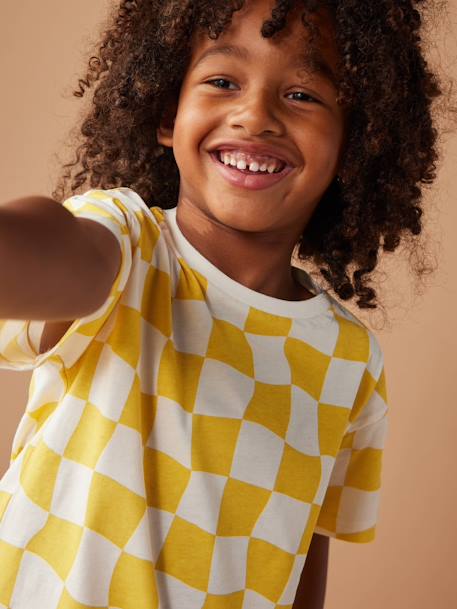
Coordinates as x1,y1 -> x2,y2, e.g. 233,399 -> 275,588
216,150 -> 286,174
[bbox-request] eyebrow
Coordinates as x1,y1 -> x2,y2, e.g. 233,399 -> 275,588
191,43 -> 339,89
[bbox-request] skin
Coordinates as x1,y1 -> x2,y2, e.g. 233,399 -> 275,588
157,0 -> 347,301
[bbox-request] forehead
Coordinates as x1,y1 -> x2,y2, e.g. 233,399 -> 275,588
190,1 -> 340,86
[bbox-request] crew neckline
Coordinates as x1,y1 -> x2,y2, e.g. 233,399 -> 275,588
162,206 -> 332,319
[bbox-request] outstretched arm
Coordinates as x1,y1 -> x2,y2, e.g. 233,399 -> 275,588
292,533 -> 329,609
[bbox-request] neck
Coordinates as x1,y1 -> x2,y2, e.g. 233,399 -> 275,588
175,200 -> 314,301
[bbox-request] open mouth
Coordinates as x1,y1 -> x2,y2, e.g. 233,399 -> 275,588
209,151 -> 288,175
207,150 -> 294,191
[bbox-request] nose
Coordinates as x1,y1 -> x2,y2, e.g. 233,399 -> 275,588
227,87 -> 284,136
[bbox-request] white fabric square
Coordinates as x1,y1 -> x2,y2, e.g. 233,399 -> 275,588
119,255 -> 150,311
171,300 -> 213,356
242,589 -> 276,608
146,507 -> 174,563
277,553 -> 307,605
10,416 -> 37,461
138,321 -> 168,394
194,359 -> 255,419
245,334 -> 290,384
124,511 -> 154,560
0,450 -> 23,493
337,486 -> 380,533
147,397 -> 193,468
88,346 -> 135,421
230,421 -> 284,490
320,358 -> 366,407
327,448 -> 351,486
205,283 -> 250,330
367,331 -> 383,377
50,458 -> 93,526
66,528 -> 121,606
352,414 -> 388,449
349,391 -> 388,432
96,424 -> 145,496
11,552 -> 64,609
155,571 -> 206,609
252,492 -> 310,554
42,395 -> 86,456
0,487 -> 48,548
208,536 -> 248,594
286,385 -> 319,456
176,471 -> 227,534
289,317 -> 339,356
314,456 -> 336,505
25,364 -> 66,410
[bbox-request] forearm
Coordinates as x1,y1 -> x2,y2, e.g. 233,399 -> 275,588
292,534 -> 329,609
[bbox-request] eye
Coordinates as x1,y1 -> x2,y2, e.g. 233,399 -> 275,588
204,78 -> 237,90
287,91 -> 321,104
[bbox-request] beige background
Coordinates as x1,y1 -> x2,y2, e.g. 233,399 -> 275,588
1,1 -> 456,608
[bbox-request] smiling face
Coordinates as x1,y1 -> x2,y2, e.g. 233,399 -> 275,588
157,0 -> 347,238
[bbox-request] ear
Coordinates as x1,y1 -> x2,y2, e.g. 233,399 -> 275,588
156,100 -> 178,149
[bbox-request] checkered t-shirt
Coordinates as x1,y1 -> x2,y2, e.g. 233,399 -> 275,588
0,187 -> 389,609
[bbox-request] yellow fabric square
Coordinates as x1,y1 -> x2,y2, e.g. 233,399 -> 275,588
246,538 -> 294,603
27,401 -> 59,436
192,415 -> 241,476
27,514 -> 83,580
144,448 -> 191,512
138,212 -> 160,263
345,448 -> 383,491
244,382 -> 291,439
202,591 -> 244,608
63,403 -> 116,469
349,367 -> 377,424
315,486 -> 343,533
318,403 -> 350,456
157,340 -> 204,413
20,440 -> 61,511
175,265 -> 208,301
107,305 -> 141,369
0,540 -> 23,606
57,588 -> 105,608
141,266 -> 172,337
110,552 -> 158,609
244,308 -> 292,336
155,516 -> 215,591
217,478 -> 270,536
298,503 -> 322,553
284,338 -> 330,401
64,340 -> 104,401
0,490 -> 12,521
206,319 -> 254,378
150,206 -> 165,225
332,314 -> 370,362
377,367 -> 387,402
120,382 -> 157,446
275,445 -> 321,503
340,430 -> 355,449
85,472 -> 147,548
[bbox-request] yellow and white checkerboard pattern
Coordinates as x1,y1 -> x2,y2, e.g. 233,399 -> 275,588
0,188 -> 389,608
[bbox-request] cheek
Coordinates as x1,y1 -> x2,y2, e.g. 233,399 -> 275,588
302,121 -> 343,172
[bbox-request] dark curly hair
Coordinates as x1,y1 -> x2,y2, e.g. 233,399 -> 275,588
52,0 -> 456,319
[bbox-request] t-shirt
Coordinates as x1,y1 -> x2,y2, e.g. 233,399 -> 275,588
0,187 -> 389,609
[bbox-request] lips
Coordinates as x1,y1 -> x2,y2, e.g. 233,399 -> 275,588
208,150 -> 294,191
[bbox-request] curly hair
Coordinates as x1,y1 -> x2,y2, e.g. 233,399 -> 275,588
52,0 -> 455,316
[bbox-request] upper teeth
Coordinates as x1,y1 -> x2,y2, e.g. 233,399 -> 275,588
217,150 -> 284,173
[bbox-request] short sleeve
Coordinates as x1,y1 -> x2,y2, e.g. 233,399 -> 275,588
314,339 -> 389,542
0,187 -> 157,372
